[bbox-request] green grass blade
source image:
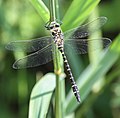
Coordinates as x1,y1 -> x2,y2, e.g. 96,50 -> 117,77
61,0 -> 101,81
28,73 -> 56,118
62,0 -> 100,31
65,34 -> 120,114
30,0 -> 50,22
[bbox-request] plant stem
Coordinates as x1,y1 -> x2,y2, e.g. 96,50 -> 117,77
88,8 -> 102,65
49,0 -> 65,118
88,7 -> 104,92
49,0 -> 56,21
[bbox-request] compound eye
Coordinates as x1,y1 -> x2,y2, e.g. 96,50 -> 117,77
55,24 -> 60,27
49,26 -> 54,29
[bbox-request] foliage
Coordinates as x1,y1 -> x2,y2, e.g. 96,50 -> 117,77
0,0 -> 120,118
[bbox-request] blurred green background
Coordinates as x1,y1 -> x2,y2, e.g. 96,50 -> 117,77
0,0 -> 120,118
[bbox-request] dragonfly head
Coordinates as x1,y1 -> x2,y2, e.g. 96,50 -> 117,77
45,21 -> 60,30
45,21 -> 61,37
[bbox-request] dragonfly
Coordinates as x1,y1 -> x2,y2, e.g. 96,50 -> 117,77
6,17 -> 112,103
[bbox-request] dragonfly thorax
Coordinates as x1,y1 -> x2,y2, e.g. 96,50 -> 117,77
48,21 -> 64,46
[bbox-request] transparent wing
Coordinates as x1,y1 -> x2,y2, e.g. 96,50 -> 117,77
6,36 -> 53,53
64,38 -> 112,54
64,17 -> 107,39
13,44 -> 54,69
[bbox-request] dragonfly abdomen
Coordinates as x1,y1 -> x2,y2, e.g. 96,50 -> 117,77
58,46 -> 81,102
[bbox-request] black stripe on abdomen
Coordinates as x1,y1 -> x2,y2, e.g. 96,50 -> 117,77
58,46 -> 81,102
